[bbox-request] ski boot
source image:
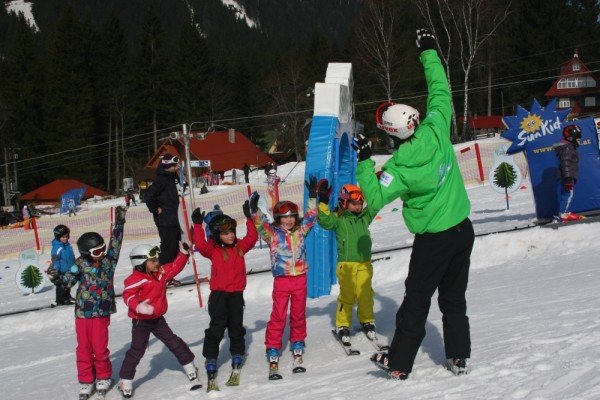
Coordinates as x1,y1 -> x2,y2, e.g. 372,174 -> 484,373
446,358 -> 469,375
267,348 -> 282,380
95,379 -> 111,399
183,361 -> 198,381
118,379 -> 133,399
361,322 -> 376,340
205,359 -> 219,392
370,353 -> 409,380
291,341 -> 306,373
336,326 -> 351,345
78,382 -> 94,400
226,355 -> 244,386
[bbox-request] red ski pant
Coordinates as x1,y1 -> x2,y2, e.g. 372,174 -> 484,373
75,317 -> 112,384
265,274 -> 307,350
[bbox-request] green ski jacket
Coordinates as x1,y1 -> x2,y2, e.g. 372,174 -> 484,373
356,49 -> 470,234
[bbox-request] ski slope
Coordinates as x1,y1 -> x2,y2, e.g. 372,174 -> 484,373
1,159 -> 600,399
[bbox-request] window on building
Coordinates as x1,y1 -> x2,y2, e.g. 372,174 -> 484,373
573,63 -> 580,71
557,79 -> 565,89
587,76 -> 596,87
584,97 -> 596,107
559,98 -> 571,108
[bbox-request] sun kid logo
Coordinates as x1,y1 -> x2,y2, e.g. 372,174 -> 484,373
516,115 -> 562,147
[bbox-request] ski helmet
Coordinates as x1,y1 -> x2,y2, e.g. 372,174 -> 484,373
77,232 -> 106,258
208,214 -> 237,243
53,224 -> 70,240
375,101 -> 420,140
562,124 -> 582,142
130,244 -> 161,272
273,201 -> 299,223
338,184 -> 365,209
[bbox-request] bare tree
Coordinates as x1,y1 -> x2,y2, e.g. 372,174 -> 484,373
353,0 -> 403,101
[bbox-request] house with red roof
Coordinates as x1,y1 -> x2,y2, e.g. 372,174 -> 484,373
21,179 -> 110,204
458,115 -> 506,139
545,51 -> 600,117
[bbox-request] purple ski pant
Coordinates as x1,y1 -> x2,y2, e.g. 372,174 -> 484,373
119,316 -> 194,380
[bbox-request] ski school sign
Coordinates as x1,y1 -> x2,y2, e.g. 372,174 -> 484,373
501,98 -> 600,219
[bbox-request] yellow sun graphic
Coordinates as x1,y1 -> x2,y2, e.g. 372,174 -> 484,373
520,114 -> 543,134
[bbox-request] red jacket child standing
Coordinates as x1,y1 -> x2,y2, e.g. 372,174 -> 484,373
192,200 -> 258,387
117,243 -> 198,398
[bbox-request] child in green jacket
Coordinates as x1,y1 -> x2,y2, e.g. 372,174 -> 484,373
316,180 -> 380,345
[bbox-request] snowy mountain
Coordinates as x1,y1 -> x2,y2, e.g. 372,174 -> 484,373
2,159 -> 600,399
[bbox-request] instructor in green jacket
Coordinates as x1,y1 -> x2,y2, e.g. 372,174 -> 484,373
354,29 -> 474,380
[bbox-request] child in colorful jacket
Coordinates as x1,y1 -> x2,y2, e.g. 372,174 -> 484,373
191,200 -> 258,381
117,242 -> 198,398
316,181 -> 381,344
249,184 -> 318,367
60,206 -> 127,398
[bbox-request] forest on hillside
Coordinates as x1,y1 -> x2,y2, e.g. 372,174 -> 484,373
0,0 -> 598,201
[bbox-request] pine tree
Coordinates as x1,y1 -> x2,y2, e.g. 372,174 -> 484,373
493,162 -> 517,210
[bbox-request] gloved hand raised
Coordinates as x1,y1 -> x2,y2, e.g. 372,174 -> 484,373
115,206 -> 128,224
179,241 -> 191,254
136,299 -> 154,315
191,208 -> 205,225
306,176 -> 318,199
352,134 -> 372,162
243,200 -> 251,218
249,192 -> 260,214
317,179 -> 332,204
416,28 -> 436,53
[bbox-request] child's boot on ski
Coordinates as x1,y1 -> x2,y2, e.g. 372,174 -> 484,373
370,353 -> 409,380
183,361 -> 198,381
205,359 -> 219,392
336,326 -> 351,345
291,340 -> 305,356
446,358 -> 469,375
361,322 -> 376,340
231,354 -> 244,370
95,379 -> 111,398
291,341 -> 306,373
118,379 -> 133,399
79,382 -> 94,400
267,348 -> 282,380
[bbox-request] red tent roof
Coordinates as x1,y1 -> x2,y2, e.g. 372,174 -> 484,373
21,179 -> 110,202
146,130 -> 274,171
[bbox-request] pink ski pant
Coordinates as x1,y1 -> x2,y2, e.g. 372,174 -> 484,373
265,274 -> 307,350
75,317 -> 112,383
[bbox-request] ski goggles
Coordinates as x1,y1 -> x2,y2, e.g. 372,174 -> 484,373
346,190 -> 365,203
215,219 -> 237,234
89,243 -> 107,258
276,202 -> 299,216
161,156 -> 179,165
130,246 -> 161,261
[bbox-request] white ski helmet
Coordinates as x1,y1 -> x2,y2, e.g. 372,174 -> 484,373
375,101 -> 420,140
129,244 -> 161,271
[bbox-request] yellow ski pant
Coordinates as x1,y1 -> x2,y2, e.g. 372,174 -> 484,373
335,261 -> 374,327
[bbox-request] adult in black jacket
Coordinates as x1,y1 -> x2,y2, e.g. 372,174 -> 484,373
144,153 -> 182,266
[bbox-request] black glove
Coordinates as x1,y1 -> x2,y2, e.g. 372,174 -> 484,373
305,176 -> 318,199
243,200 -> 251,218
249,192 -> 260,214
115,206 -> 128,224
317,179 -> 332,204
416,28 -> 436,52
352,134 -> 372,161
191,207 -> 205,225
180,241 -> 191,253
47,266 -> 58,282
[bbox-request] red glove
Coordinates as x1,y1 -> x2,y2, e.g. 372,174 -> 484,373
563,180 -> 574,191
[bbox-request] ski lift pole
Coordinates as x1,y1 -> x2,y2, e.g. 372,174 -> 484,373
280,161 -> 301,183
180,195 -> 203,308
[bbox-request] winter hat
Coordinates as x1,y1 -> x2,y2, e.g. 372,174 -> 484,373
160,153 -> 179,169
203,205 -> 224,238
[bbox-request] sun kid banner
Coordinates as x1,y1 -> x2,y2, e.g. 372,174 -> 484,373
501,98 -> 600,220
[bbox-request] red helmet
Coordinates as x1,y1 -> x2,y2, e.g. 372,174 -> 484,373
338,184 -> 364,209
562,124 -> 582,142
273,201 -> 299,220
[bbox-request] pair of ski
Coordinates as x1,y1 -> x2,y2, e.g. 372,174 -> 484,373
331,328 -> 389,356
269,351 -> 306,380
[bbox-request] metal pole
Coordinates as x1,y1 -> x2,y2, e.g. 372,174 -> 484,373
182,124 -> 196,209
3,147 -> 10,207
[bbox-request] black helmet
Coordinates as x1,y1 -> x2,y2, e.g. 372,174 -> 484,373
53,224 -> 70,240
208,214 -> 237,244
562,124 -> 582,142
77,232 -> 106,258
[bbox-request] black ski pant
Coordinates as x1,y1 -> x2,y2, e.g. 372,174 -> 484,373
54,277 -> 71,304
157,225 -> 181,265
203,291 -> 246,360
119,317 -> 194,380
387,218 -> 474,373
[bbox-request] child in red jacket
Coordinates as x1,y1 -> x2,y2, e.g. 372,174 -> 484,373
117,242 -> 198,398
192,200 -> 258,387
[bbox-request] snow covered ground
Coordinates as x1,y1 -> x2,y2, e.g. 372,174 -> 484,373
1,158 -> 600,399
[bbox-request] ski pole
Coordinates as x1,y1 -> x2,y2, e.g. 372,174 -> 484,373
180,196 -> 204,308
